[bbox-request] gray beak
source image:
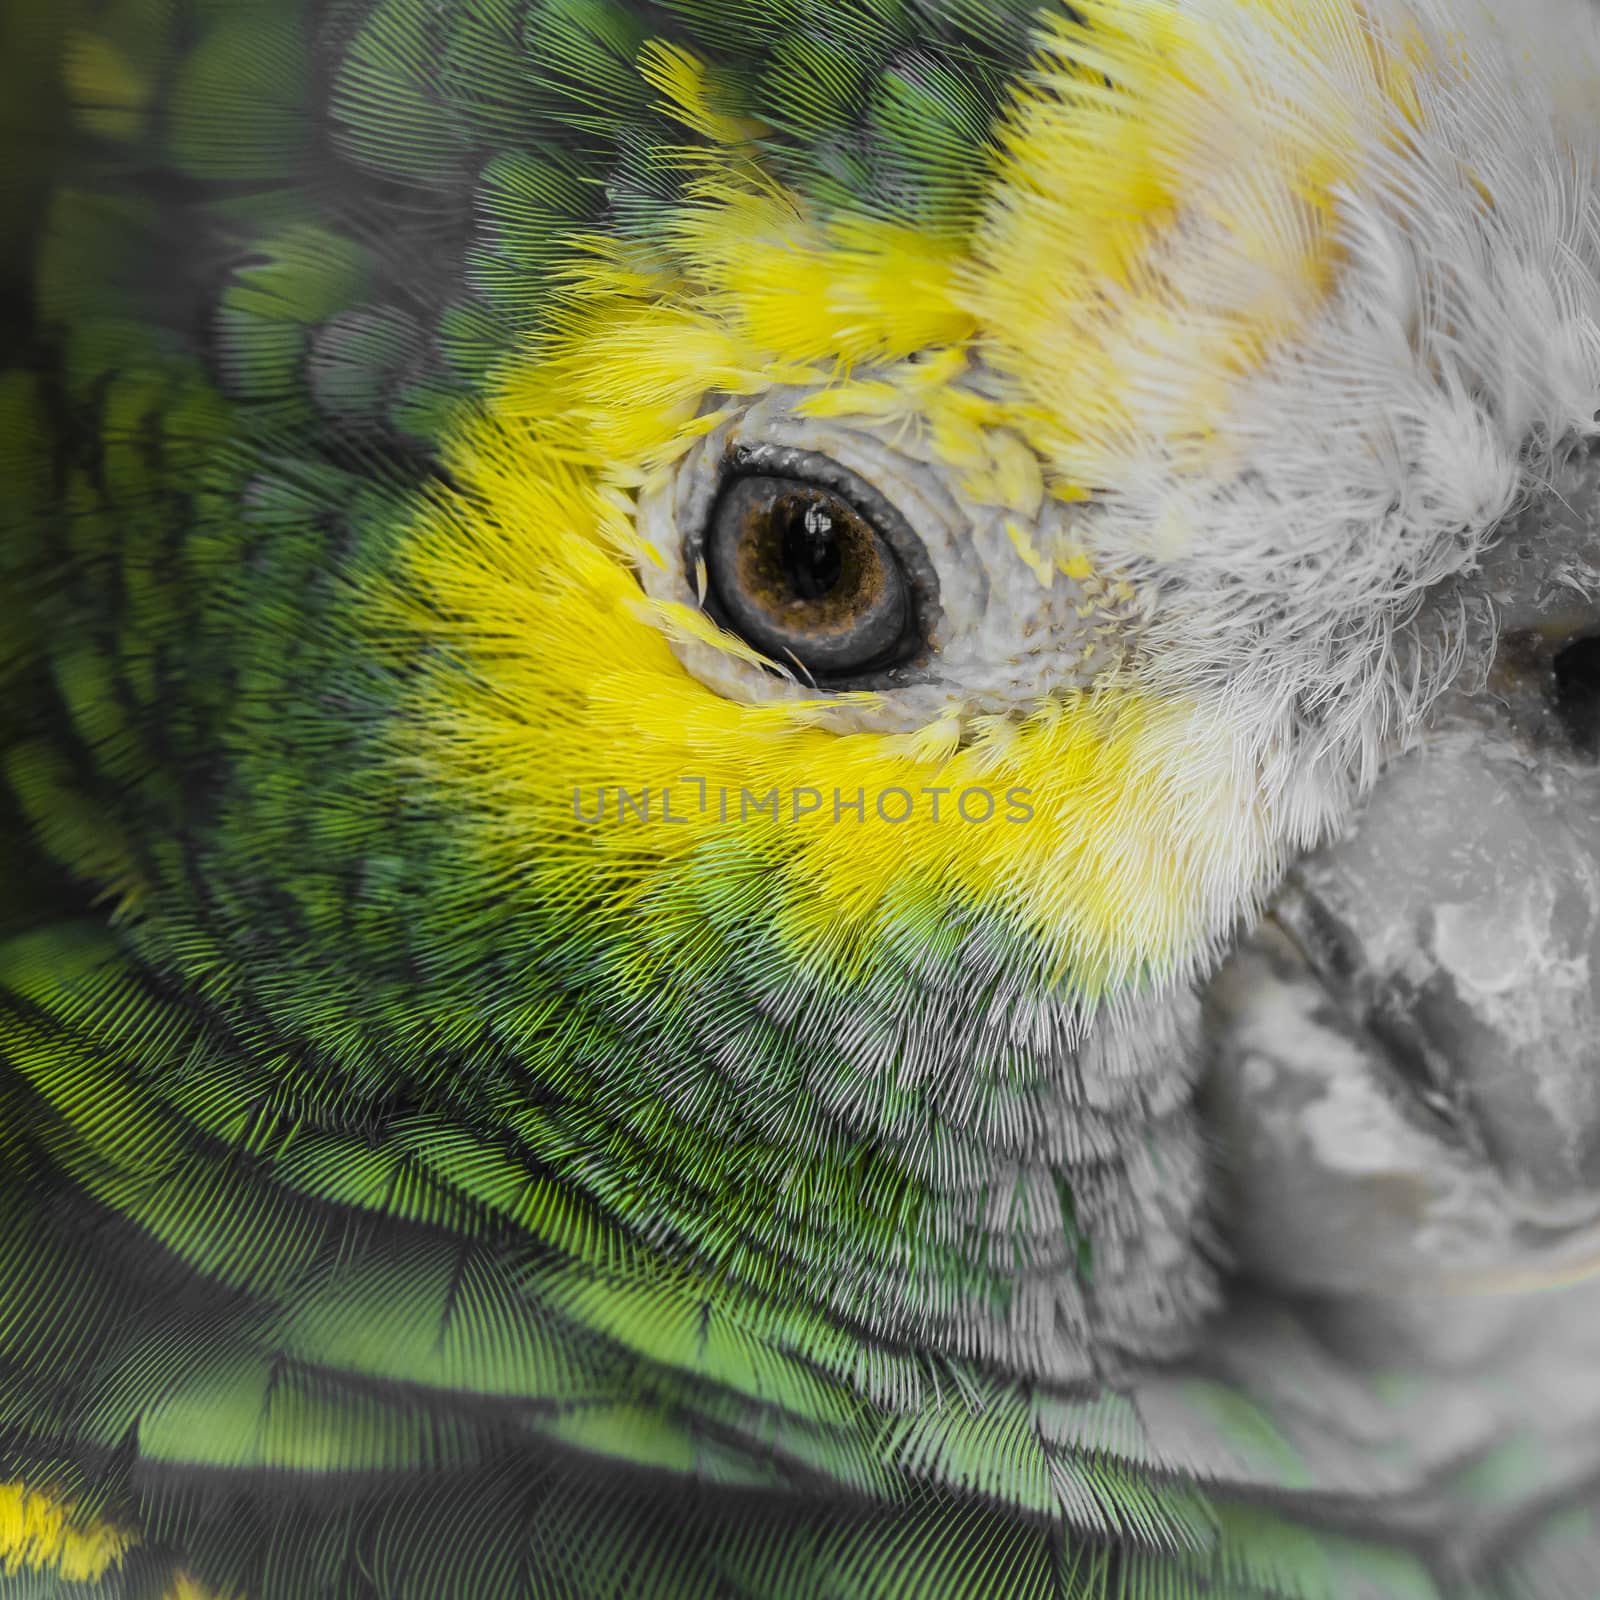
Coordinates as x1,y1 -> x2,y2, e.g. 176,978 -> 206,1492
1203,439 -> 1600,1300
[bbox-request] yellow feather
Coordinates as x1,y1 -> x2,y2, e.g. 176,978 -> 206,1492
0,1482 -> 134,1583
963,0 -> 1431,480
637,40 -> 770,146
391,11 -> 1441,988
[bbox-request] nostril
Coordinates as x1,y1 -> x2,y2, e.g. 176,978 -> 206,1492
1553,634 -> 1600,755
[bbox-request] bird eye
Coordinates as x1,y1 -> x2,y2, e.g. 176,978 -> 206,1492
699,453 -> 931,681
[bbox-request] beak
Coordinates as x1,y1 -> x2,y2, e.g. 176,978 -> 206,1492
1203,440 -> 1600,1303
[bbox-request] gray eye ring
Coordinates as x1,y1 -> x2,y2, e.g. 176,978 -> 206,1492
686,443 -> 942,685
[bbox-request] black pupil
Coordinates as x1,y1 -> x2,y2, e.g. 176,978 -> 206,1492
778,496 -> 844,601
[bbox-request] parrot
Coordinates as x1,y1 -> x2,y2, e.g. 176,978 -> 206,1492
3,0 -> 1600,1595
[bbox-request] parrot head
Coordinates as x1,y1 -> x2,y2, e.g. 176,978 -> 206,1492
364,0 -> 1600,1378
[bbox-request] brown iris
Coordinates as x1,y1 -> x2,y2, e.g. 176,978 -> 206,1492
704,475 -> 912,677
